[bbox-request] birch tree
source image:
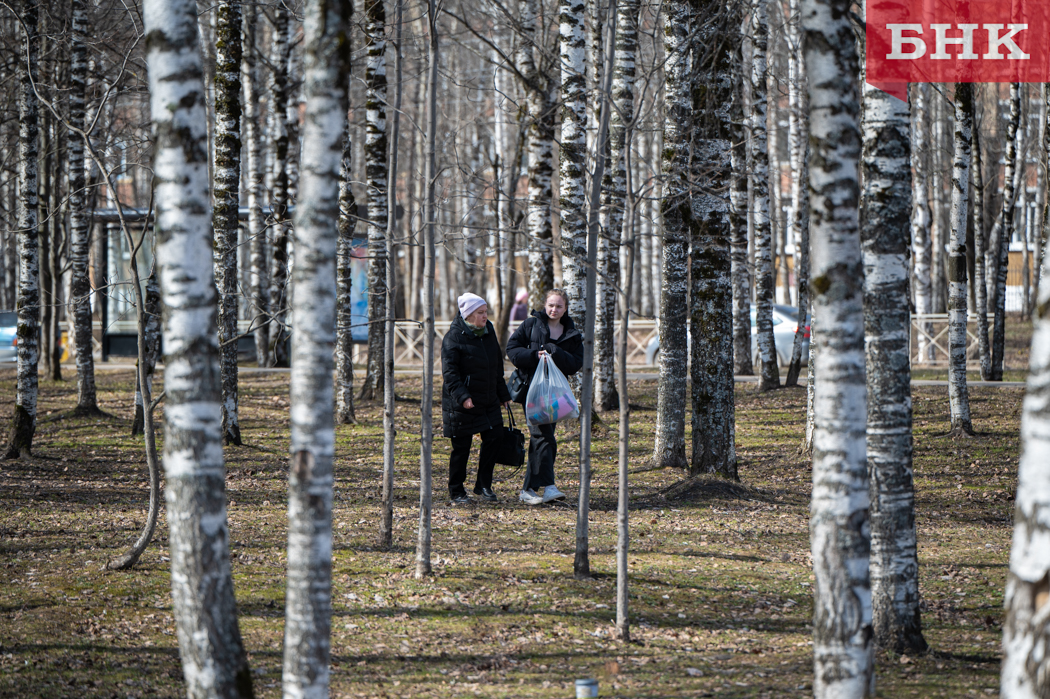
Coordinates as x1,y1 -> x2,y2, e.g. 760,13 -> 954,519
860,77 -> 926,655
802,0 -> 873,691
651,0 -> 690,471
1001,211 -> 1050,699
911,83 -> 933,363
558,0 -> 587,363
595,0 -> 640,411
270,5 -> 292,368
784,0 -> 809,387
520,0 -> 555,309
243,3 -> 270,369
689,0 -> 737,479
947,83 -> 973,435
973,110 -> 991,380
336,124 -> 358,424
68,0 -> 100,416
416,0 -> 438,580
281,0 -> 351,692
5,0 -> 40,460
730,33 -> 751,376
750,0 -> 779,391
361,0 -> 388,402
143,0 -> 253,692
214,0 -> 243,446
991,85 -> 1022,382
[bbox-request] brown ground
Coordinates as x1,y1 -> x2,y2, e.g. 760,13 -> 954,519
0,323 -> 1031,697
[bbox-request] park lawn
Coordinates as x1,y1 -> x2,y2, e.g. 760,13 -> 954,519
0,365 -> 1023,698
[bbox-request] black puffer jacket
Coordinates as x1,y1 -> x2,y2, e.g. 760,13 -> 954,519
506,310 -> 584,379
441,315 -> 511,438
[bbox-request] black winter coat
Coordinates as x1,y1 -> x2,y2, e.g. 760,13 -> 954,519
506,310 -> 584,379
441,315 -> 511,438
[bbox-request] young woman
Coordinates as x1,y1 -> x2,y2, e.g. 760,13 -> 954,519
441,293 -> 512,504
505,289 -> 584,505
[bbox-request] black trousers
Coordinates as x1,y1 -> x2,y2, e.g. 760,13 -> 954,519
523,422 -> 556,492
448,427 -> 500,497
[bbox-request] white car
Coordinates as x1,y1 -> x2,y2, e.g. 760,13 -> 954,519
644,304 -> 810,368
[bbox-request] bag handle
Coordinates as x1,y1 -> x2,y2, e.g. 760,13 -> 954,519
504,402 -> 516,429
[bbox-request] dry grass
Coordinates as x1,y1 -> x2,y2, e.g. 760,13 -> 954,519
0,357 -> 1024,697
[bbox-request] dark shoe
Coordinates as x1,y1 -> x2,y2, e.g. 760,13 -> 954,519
474,487 -> 498,502
450,493 -> 473,506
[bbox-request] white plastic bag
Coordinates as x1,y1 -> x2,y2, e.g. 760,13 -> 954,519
524,352 -> 580,426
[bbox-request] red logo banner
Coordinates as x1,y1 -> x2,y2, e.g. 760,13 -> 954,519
865,0 -> 1050,99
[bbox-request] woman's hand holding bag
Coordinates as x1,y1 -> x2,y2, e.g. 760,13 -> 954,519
524,351 -> 580,426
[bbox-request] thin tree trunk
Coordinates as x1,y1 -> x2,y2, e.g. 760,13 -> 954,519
860,71 -> 927,656
931,96 -> 947,315
361,0 -> 388,402
281,1 -> 350,692
132,269 -> 162,437
911,83 -> 933,363
336,123 -> 358,425
651,0 -> 690,471
576,0 -> 616,580
974,114 -> 991,380
992,84 -> 1022,381
689,2 -> 738,480
68,0 -> 99,414
750,0 -> 779,390
416,0 -> 438,580
784,0 -> 809,387
801,0 -> 874,691
379,0 -> 402,551
948,83 -> 973,434
595,0 -> 638,412
214,0 -> 243,446
243,5 -> 270,369
616,153 -> 635,642
558,0 -> 587,360
6,0 -> 40,460
1002,206 -> 1050,697
730,37 -> 752,376
143,0 -> 253,692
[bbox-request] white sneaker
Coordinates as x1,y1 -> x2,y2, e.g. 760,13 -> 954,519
519,489 -> 543,505
542,485 -> 566,503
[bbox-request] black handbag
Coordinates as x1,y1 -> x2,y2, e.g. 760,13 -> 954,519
494,405 -> 526,469
508,367 -> 530,404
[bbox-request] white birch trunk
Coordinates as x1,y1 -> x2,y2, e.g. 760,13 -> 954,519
730,34 -> 752,376
974,110 -> 991,380
1002,194 -> 1050,698
269,5 -> 292,367
336,123 -> 358,425
992,85 -> 1021,381
595,0 -> 639,411
144,0 -> 253,692
362,0 -> 388,402
910,83 -> 933,363
785,0 -> 810,387
801,0 -> 873,691
214,0 -> 243,446
6,0 -> 39,460
860,71 -> 927,655
243,4 -> 270,369
948,83 -> 973,434
558,0 -> 587,354
281,1 -> 350,694
750,0 -> 779,390
931,97 -> 947,315
651,0 -> 690,471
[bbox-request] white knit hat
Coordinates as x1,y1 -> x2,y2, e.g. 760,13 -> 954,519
458,292 -> 487,319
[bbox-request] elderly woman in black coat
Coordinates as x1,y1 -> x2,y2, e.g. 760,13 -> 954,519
505,289 -> 584,505
441,292 -> 512,505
